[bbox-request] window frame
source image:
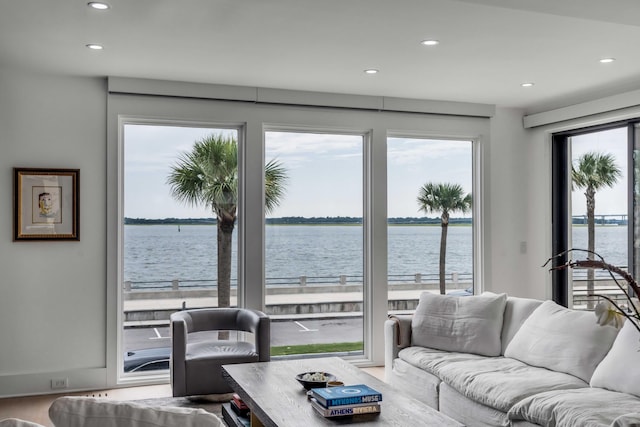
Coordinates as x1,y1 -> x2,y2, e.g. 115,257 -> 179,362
117,117 -> 244,382
106,91 -> 489,386
386,133 -> 483,296
263,126 -> 370,359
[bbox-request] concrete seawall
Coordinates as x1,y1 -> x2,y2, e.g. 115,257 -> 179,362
122,280 -> 625,326
123,282 -> 468,325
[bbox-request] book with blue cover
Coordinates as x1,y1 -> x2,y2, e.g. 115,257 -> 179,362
310,384 -> 382,408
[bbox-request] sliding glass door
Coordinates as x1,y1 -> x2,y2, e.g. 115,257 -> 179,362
553,123 -> 635,309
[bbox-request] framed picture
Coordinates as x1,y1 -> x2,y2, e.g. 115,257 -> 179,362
13,168 -> 79,241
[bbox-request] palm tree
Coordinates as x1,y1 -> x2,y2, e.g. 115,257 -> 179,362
417,183 -> 472,295
572,151 -> 621,308
167,133 -> 287,309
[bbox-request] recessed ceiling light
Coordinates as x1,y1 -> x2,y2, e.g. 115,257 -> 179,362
87,2 -> 110,10
420,40 -> 439,46
521,82 -> 534,87
599,58 -> 615,64
364,69 -> 379,74
86,44 -> 104,50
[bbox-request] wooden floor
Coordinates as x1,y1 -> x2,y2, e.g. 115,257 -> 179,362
0,367 -> 384,426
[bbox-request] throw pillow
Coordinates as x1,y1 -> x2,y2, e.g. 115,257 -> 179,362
49,397 -> 225,427
500,296 -> 543,354
590,319 -> 640,397
411,292 -> 507,356
504,300 -> 619,382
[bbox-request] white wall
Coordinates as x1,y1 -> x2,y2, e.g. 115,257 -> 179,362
486,108 -> 552,300
0,67 -> 108,396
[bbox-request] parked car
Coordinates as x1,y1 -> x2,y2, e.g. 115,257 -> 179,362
124,347 -> 170,372
447,287 -> 473,296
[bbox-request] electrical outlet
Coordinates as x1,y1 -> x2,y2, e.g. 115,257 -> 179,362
51,378 -> 69,389
519,241 -> 527,254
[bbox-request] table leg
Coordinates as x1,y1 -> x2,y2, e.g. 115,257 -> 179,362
250,412 -> 264,427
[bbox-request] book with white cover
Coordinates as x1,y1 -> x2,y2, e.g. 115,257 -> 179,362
309,397 -> 381,417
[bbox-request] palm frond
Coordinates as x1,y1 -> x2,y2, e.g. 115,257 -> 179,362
265,158 -> 288,214
572,151 -> 621,191
417,182 -> 472,216
167,133 -> 239,216
168,134 -> 289,218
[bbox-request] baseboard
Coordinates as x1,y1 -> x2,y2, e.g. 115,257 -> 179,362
0,368 -> 107,398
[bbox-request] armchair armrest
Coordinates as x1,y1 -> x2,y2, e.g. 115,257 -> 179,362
170,312 -> 189,396
237,309 -> 271,361
384,314 -> 413,382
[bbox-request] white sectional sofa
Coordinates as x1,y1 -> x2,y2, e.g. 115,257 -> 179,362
384,292 -> 640,427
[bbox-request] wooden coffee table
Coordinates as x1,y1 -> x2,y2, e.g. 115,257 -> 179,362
222,357 -> 462,427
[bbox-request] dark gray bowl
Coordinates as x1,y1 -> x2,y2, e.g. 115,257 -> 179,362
295,371 -> 337,390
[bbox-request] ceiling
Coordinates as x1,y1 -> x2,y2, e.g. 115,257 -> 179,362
2,0 -> 640,114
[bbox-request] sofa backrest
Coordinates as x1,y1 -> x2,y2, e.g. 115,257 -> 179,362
500,296 -> 544,355
48,397 -> 225,427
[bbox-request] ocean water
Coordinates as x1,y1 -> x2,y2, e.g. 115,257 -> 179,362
123,224 -> 628,288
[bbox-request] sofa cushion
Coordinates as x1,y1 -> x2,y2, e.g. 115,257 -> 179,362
436,356 -> 587,412
411,292 -> 507,356
398,346 -> 487,378
504,300 -> 619,382
508,388 -> 640,427
186,340 -> 258,362
390,358 -> 442,409
500,296 -> 543,354
398,346 -> 485,384
48,397 -> 225,427
439,382 -> 512,427
590,319 -> 640,397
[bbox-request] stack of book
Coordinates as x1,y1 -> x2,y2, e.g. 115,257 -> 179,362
230,393 -> 249,417
307,384 -> 382,418
222,394 -> 250,427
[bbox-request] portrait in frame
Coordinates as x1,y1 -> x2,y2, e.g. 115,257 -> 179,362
13,168 -> 79,241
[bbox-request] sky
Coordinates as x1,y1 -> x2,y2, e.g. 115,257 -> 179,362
123,123 -> 628,219
124,124 -> 473,219
124,125 -> 227,218
265,131 -> 363,217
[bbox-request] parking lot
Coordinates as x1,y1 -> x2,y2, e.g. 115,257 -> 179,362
124,316 -> 365,371
125,316 -> 363,350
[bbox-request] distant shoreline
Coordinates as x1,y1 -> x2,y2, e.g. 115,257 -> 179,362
124,216 -> 626,226
124,216 -> 473,226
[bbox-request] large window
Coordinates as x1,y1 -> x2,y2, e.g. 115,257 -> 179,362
264,130 -> 365,357
109,88 -> 490,382
387,137 -> 474,308
553,123 -> 636,309
122,123 -> 239,375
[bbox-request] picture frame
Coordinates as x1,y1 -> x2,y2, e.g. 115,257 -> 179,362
13,168 -> 79,241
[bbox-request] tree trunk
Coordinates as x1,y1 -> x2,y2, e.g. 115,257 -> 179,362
439,212 -> 449,295
217,217 -> 235,340
217,219 -> 234,309
586,187 -> 596,309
